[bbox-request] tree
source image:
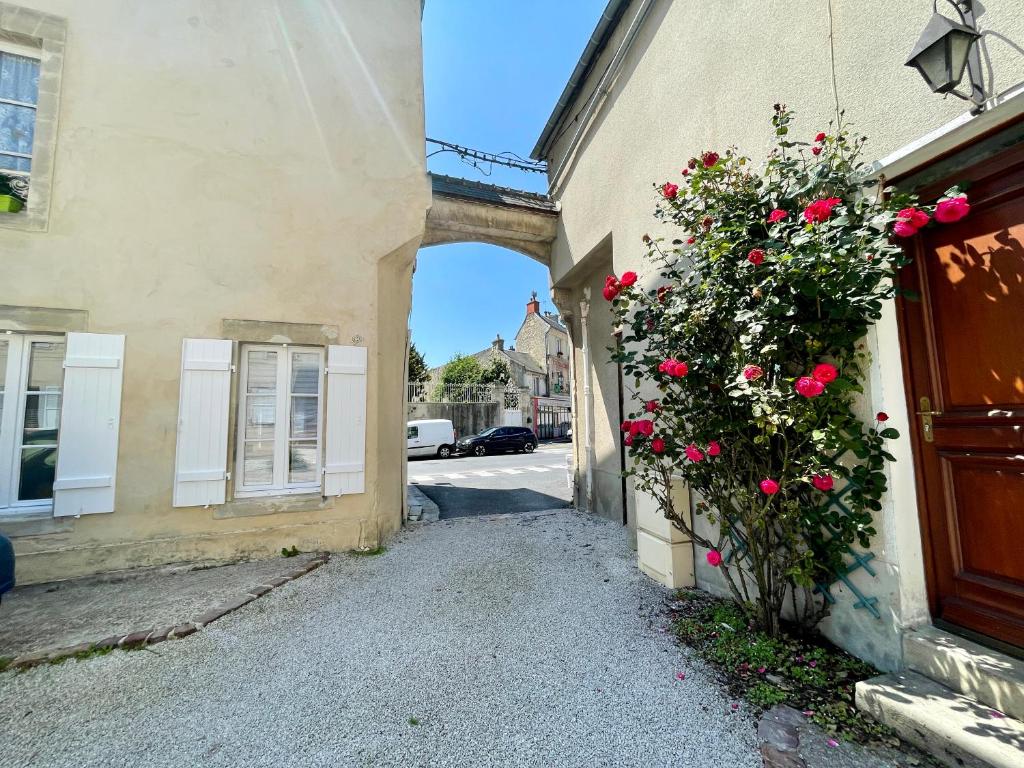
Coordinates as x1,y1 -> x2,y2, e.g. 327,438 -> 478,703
607,107 -> 967,636
480,357 -> 512,385
433,353 -> 484,401
407,342 -> 430,384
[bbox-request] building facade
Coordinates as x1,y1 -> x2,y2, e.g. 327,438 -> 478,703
0,0 -> 430,583
536,0 -> 1024,684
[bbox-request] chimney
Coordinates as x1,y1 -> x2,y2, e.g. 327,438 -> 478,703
492,333 -> 504,351
526,290 -> 540,315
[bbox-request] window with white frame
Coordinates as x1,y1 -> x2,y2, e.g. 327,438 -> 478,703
0,41 -> 41,177
235,345 -> 324,497
0,334 -> 64,512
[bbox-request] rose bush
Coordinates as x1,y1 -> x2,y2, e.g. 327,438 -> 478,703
607,106 -> 965,635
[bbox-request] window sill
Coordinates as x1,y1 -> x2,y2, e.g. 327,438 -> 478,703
213,492 -> 330,520
0,508 -> 73,538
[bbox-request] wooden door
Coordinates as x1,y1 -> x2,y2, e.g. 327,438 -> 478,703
898,141 -> 1024,648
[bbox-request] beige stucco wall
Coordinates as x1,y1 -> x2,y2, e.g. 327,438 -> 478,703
544,0 -> 1024,670
0,0 -> 430,582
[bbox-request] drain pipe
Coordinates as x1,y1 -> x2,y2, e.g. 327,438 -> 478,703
547,0 -> 656,194
563,305 -> 579,498
579,289 -> 595,512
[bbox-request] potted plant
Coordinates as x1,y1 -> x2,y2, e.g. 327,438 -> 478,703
0,171 -> 29,213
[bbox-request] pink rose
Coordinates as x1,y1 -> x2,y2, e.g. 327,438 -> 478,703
767,209 -> 788,223
812,363 -> 838,384
803,197 -> 842,224
651,438 -> 666,454
812,474 -> 834,491
661,182 -> 678,200
898,207 -> 930,229
747,248 -> 765,266
702,151 -> 719,168
795,376 -> 825,398
707,440 -> 721,456
672,361 -> 689,377
759,478 -> 780,495
811,146 -> 822,156
637,420 -> 654,437
743,364 -> 764,381
645,400 -> 659,413
814,132 -> 826,143
706,550 -> 723,567
876,411 -> 889,422
935,195 -> 970,223
685,443 -> 705,462
620,271 -> 638,287
893,220 -> 919,238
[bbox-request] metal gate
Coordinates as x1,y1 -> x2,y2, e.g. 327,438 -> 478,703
535,402 -> 571,440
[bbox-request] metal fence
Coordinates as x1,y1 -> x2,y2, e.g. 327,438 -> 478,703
407,382 -> 495,403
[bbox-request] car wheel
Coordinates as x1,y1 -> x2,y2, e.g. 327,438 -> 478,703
473,445 -> 486,457
437,445 -> 452,459
524,442 -> 535,453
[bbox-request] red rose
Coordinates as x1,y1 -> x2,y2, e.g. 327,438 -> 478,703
681,168 -> 690,176
620,420 -> 632,433
638,420 -> 654,437
645,400 -> 659,413
661,182 -> 678,199
876,411 -> 889,422
672,361 -> 689,377
743,364 -> 764,381
602,284 -> 619,301
812,474 -> 834,491
687,158 -> 698,170
706,550 -> 723,567
759,478 -> 780,495
686,236 -> 696,245
685,443 -> 705,462
795,376 -> 825,398
814,132 -> 826,143
811,146 -> 822,156
707,440 -> 721,456
651,438 -> 666,454
620,271 -> 638,287
803,197 -> 842,224
747,248 -> 765,266
702,151 -> 720,168
624,434 -> 634,447
812,363 -> 838,384
935,195 -> 970,223
893,220 -> 919,238
898,207 -> 931,229
702,216 -> 713,231
767,209 -> 788,223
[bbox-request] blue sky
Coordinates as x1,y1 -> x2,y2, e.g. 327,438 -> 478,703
411,1 -> 606,368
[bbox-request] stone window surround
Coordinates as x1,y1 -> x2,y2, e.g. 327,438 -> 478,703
0,3 -> 66,233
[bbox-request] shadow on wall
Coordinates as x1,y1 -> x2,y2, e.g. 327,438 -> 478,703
414,485 -> 571,519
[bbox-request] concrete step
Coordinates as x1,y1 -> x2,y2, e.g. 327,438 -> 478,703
904,626 -> 1024,722
856,671 -> 1024,768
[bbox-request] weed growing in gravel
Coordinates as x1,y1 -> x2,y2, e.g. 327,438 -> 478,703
0,656 -> 12,672
408,717 -> 421,726
281,545 -> 300,558
669,589 -> 895,745
351,546 -> 386,557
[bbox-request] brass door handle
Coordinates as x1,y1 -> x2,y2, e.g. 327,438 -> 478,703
917,397 -> 942,442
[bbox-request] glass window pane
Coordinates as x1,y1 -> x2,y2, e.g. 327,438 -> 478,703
27,340 -> 64,392
246,350 -> 277,393
23,392 -> 60,443
289,396 -> 318,439
288,441 -> 317,483
0,52 -> 40,104
0,102 -> 36,156
290,352 -> 319,394
18,445 -> 55,500
245,395 -> 276,440
243,440 -> 274,486
0,153 -> 29,172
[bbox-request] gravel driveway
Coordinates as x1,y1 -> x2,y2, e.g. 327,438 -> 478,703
0,510 -> 761,767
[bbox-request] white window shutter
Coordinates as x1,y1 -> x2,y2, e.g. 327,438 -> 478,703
53,333 -> 126,517
173,339 -> 232,507
324,345 -> 367,496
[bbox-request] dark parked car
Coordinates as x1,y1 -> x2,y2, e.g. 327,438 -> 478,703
456,426 -> 537,457
0,533 -> 14,603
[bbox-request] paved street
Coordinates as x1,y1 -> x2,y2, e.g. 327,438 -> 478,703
409,442 -> 573,518
0,510 -> 761,768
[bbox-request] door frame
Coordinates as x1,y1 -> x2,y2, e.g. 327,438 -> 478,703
893,120 -> 1024,645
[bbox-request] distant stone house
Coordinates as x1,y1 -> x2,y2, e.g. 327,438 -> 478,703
513,292 -> 571,400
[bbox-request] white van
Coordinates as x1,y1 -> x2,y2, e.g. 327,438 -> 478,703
407,419 -> 456,459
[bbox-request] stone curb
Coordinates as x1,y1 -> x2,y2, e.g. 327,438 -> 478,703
5,552 -> 330,671
759,705 -> 808,768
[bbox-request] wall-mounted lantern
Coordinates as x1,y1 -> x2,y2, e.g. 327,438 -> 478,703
905,0 -> 985,109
